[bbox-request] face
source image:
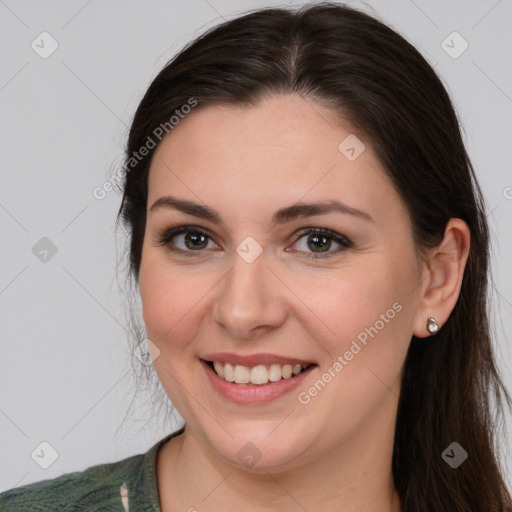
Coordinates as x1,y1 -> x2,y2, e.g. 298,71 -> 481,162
139,94 -> 424,472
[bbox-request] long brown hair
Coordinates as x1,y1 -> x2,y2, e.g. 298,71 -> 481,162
116,3 -> 512,510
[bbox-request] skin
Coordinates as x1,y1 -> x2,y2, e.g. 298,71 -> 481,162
138,94 -> 470,511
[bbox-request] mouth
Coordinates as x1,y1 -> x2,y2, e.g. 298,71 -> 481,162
202,359 -> 315,386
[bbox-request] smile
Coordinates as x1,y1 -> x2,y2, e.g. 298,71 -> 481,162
206,361 -> 313,385
200,354 -> 317,404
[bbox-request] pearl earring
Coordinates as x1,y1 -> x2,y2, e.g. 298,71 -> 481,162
426,317 -> 440,335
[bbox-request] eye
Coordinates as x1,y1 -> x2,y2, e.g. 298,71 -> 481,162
155,225 -> 218,256
288,228 -> 354,259
154,225 -> 353,259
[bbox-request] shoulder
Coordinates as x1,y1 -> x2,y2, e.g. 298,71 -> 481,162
0,429 -> 185,512
0,451 -> 144,512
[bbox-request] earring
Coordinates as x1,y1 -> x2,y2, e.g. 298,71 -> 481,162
426,317 -> 440,335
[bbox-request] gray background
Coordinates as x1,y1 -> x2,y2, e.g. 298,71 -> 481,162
1,0 -> 511,492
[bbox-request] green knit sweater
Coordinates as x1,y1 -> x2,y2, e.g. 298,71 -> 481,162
0,428 -> 184,512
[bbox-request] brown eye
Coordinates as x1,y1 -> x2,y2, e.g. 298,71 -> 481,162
290,228 -> 353,259
181,231 -> 209,250
306,233 -> 332,253
156,226 -> 218,256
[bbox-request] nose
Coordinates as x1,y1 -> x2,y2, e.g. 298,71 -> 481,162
211,250 -> 288,340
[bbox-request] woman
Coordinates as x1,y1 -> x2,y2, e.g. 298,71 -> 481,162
1,2 -> 510,511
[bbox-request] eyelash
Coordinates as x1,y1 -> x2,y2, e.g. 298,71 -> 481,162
154,225 -> 354,260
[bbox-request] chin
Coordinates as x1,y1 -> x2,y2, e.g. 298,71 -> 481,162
202,423 -> 312,474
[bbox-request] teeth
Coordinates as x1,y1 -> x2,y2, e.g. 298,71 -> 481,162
224,362 -> 235,382
210,361 -> 311,385
250,365 -> 269,385
268,364 -> 282,382
213,361 -> 224,378
234,365 -> 250,384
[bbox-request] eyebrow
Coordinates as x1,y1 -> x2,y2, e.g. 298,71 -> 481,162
149,195 -> 375,225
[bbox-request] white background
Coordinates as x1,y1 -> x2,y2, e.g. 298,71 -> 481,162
1,0 -> 511,492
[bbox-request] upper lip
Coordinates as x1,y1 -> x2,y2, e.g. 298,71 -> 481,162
201,352 -> 316,367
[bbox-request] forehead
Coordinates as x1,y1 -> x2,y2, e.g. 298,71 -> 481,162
147,95 -> 402,222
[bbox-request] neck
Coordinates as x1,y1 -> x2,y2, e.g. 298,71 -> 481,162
157,413 -> 402,512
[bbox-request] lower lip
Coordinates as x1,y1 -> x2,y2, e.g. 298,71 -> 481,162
200,359 -> 316,404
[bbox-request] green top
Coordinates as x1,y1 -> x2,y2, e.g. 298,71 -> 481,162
0,427 -> 185,512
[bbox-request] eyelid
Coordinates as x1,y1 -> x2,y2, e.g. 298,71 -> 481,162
155,224 -> 353,258
288,227 -> 354,259
153,225 -> 219,256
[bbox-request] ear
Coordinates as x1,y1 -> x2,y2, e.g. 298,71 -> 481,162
412,218 -> 471,338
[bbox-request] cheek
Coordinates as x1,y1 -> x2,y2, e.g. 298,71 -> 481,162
301,254 -> 416,372
294,265 -> 414,425
139,253 -> 209,354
